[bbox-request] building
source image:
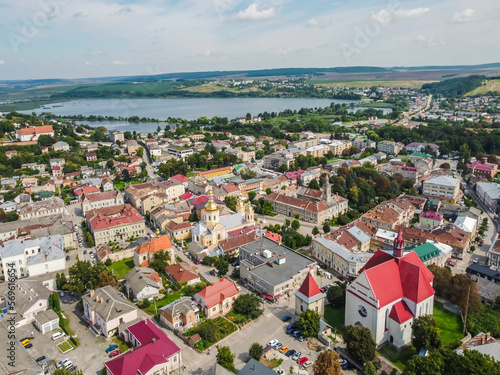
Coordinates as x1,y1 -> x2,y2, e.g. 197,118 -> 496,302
166,146 -> 193,159
345,230 -> 435,348
299,170 -> 321,185
467,160 -> 498,179
107,319 -> 182,375
475,182 -> 500,212
86,152 -> 97,161
52,141 -> 69,151
34,309 -> 60,334
361,197 -> 416,230
126,140 -> 139,154
405,142 -> 439,154
81,190 -> 124,214
295,272 -> 325,317
422,175 -> 461,202
133,234 -> 174,267
124,267 -> 163,301
193,278 -> 240,319
2,279 -> 50,326
0,235 -> 65,279
109,131 -> 124,143
238,358 -> 279,375
165,263 -> 200,285
86,204 -> 146,246
17,197 -> 65,220
456,332 -> 500,363
454,215 -> 478,236
239,237 -> 316,299
16,125 -> 54,141
82,286 -> 138,337
419,211 -> 443,229
197,166 -> 232,179
160,297 -> 200,331
377,140 -> 403,155
165,221 -> 192,241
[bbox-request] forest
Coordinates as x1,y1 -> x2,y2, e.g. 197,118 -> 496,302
421,75 -> 485,97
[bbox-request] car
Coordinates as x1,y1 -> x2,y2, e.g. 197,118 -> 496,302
52,332 -> 65,340
237,286 -> 242,291
298,357 -> 308,365
292,351 -> 301,361
285,349 -> 295,357
64,361 -> 73,369
473,258 -> 479,263
36,356 -> 46,363
83,250 -> 87,254
279,346 -> 289,354
56,358 -> 70,368
274,343 -> 283,349
105,344 -> 119,353
339,359 -> 347,366
286,324 -> 295,332
67,365 -> 77,372
194,260 -> 200,265
66,256 -> 70,261
209,270 -> 216,276
21,339 -> 30,347
25,343 -> 33,349
298,335 -> 306,342
109,350 -> 121,358
282,315 -> 292,322
89,251 -> 94,255
292,330 -> 301,338
480,240 -> 485,245
267,339 -> 278,347
302,361 -> 313,368
320,287 -> 326,293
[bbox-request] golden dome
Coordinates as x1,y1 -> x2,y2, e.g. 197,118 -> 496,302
205,190 -> 219,213
236,196 -> 245,209
246,204 -> 254,212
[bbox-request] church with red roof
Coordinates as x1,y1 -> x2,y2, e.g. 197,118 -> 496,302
345,228 -> 435,348
295,271 -> 326,317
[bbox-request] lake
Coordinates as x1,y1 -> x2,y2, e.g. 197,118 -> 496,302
27,97 -> 363,120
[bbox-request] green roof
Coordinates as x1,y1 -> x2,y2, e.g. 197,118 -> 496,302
410,152 -> 432,158
411,242 -> 440,261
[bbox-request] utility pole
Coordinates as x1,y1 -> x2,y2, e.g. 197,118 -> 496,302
463,276 -> 473,336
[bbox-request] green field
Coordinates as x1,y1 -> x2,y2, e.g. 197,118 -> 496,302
60,81 -> 177,95
377,345 -> 416,370
466,79 -> 500,96
57,340 -> 75,353
434,302 -> 464,348
109,258 -> 135,279
308,79 -> 437,89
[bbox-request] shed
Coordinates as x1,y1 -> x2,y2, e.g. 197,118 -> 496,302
34,309 -> 59,334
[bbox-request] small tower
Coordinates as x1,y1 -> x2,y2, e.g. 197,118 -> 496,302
245,204 -> 254,223
322,176 -> 332,203
204,190 -> 220,227
236,194 -> 245,214
295,272 -> 325,317
393,227 -> 405,258
155,227 -> 160,237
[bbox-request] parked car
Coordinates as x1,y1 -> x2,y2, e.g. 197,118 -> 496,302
21,339 -> 30,347
473,258 -> 479,263
209,270 -> 216,276
67,365 -> 77,372
83,250 -> 87,254
194,260 -> 200,265
279,346 -> 289,354
292,330 -> 301,338
292,351 -> 301,361
105,344 -> 119,353
66,256 -> 70,261
267,339 -> 278,347
302,361 -> 313,368
285,349 -> 295,357
282,315 -> 292,322
298,357 -> 308,365
274,343 -> 283,349
25,343 -> 33,349
298,335 -> 306,342
36,356 -> 46,363
109,350 -> 121,358
56,358 -> 70,368
339,359 -> 347,366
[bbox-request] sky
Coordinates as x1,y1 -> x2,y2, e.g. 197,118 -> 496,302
0,0 -> 499,80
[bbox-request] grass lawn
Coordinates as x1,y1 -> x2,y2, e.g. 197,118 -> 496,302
187,172 -> 197,177
57,340 -> 75,353
112,335 -> 131,353
324,305 -> 346,335
109,258 -> 134,279
377,345 -> 416,370
113,182 -> 125,191
434,302 -> 464,348
146,291 -> 185,314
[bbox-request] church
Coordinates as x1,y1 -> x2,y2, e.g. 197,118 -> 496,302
345,229 -> 435,348
191,190 -> 254,250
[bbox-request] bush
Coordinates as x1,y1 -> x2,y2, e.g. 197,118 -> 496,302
105,258 -> 112,266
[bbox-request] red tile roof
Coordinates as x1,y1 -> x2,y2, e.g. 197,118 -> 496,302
364,260 -> 404,307
266,193 -> 330,213
165,264 -> 200,283
87,204 -> 144,231
17,125 -> 53,136
389,300 -> 413,323
135,235 -> 173,255
297,273 -> 322,298
218,232 -> 256,252
264,231 -> 282,243
179,192 -> 193,200
195,279 -> 239,309
74,185 -> 100,196
420,211 -> 443,221
171,174 -> 188,183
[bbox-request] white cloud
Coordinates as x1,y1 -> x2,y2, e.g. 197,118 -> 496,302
371,9 -> 392,26
396,8 -> 430,19
111,60 -> 129,65
452,9 -> 481,23
232,3 -> 278,21
306,19 -> 318,27
0,60 -> 5,65
416,35 -> 445,47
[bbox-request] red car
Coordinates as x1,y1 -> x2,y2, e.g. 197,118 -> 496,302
193,260 -> 200,265
109,350 -> 121,358
298,357 -> 308,365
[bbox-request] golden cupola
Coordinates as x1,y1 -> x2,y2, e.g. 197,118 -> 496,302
204,190 -> 219,213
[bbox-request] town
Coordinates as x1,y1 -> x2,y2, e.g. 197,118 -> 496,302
1,82 -> 500,375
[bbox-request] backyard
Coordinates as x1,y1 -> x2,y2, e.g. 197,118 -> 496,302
184,317 -> 238,350
376,345 -> 415,371
433,301 -> 464,348
109,258 -> 135,279
324,305 -> 346,335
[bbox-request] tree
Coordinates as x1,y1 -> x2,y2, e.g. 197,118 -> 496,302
411,315 -> 441,352
38,134 -> 53,147
312,226 -> 320,236
297,309 -> 321,338
439,163 -> 451,169
291,219 -> 300,230
323,224 -> 331,233
266,188 -> 272,195
248,191 -> 257,203
215,257 -> 229,278
344,325 -> 376,363
216,346 -> 236,373
326,284 -> 345,307
233,293 -> 262,319
249,343 -> 264,361
136,147 -> 144,158
309,178 -> 320,190
313,349 -> 342,375
97,270 -> 117,288
362,361 -> 377,375
49,292 -> 61,313
150,250 -> 172,273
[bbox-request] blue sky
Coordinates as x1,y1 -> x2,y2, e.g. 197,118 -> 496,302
0,0 -> 498,79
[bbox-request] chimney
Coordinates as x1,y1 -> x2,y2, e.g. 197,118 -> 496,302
90,289 -> 95,298
144,319 -> 148,325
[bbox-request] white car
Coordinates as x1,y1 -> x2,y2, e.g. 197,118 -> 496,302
56,358 -> 70,368
267,339 -> 278,347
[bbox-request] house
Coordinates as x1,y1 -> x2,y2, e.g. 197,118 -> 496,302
419,211 -> 443,229
101,178 -> 114,192
295,272 -> 325,317
456,332 -> 500,362
238,358 -> 279,375
422,176 -> 461,202
133,234 -> 174,267
107,318 -> 182,375
124,267 -> 163,301
86,204 -> 146,246
52,141 -> 69,151
164,221 -> 192,241
86,152 -> 97,161
299,170 -> 321,185
405,142 -> 439,154
170,174 -> 189,188
193,278 -> 240,319
345,229 -> 435,348
109,131 -> 124,143
126,140 -> 139,154
454,215 -> 478,236
377,140 -> 403,155
2,280 -> 50,326
34,309 -> 60,334
160,297 -> 200,331
82,286 -> 138,337
361,197 -> 416,230
16,125 -> 54,141
467,160 -> 498,179
165,263 -> 201,285
6,150 -> 17,159
81,190 -> 124,214
475,182 -> 500,212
